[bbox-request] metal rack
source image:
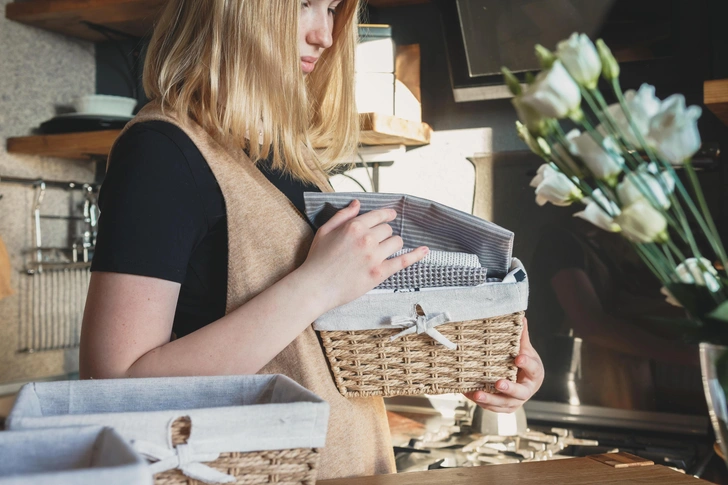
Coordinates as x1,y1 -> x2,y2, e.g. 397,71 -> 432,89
1,175 -> 99,353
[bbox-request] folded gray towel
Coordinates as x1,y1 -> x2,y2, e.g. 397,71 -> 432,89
389,248 -> 481,268
376,263 -> 488,290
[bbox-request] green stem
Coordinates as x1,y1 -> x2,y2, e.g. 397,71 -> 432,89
667,239 -> 687,263
609,78 -> 726,272
634,243 -> 672,284
684,159 -> 728,270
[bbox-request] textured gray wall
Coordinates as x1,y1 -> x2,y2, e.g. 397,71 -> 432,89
0,0 -> 95,385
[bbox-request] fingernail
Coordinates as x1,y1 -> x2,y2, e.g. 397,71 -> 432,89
422,246 -> 430,254
497,382 -> 508,391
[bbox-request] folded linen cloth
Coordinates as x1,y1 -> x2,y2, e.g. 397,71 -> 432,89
375,263 -> 488,290
304,192 -> 514,277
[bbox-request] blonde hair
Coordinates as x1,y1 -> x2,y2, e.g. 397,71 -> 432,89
143,0 -> 360,184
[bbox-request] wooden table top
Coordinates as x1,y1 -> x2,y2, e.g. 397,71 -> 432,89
318,453 -> 709,485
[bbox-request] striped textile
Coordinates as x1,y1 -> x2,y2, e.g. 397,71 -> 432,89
304,192 -> 514,277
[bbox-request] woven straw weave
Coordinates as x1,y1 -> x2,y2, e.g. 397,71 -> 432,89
154,417 -> 320,485
375,263 -> 488,290
319,312 -> 524,398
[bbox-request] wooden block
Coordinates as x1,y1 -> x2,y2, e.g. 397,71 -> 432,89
359,113 -> 432,146
705,79 -> 728,128
588,452 -> 654,468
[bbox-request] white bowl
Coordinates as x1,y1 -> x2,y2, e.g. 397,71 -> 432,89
74,94 -> 137,117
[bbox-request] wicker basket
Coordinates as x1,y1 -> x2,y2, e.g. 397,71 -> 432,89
319,312 -> 524,398
7,375 -> 329,485
154,417 -> 320,485
0,426 -> 153,485
304,193 -> 529,399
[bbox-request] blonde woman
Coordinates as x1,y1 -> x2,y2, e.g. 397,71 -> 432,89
79,0 -> 543,478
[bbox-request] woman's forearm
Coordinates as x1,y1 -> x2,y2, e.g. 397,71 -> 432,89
125,267 -> 328,378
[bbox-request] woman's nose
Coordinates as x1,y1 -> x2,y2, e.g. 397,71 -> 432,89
307,15 -> 333,49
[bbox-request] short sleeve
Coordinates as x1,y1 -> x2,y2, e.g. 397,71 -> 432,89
91,123 -> 208,283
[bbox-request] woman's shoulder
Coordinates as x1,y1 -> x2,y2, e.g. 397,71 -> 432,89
115,120 -> 197,158
111,119 -> 216,180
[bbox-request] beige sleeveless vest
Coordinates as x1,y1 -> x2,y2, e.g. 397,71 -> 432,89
109,101 -> 396,478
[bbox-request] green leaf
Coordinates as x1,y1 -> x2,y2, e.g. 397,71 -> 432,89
709,301 -> 728,323
665,282 -> 718,319
717,350 -> 728,397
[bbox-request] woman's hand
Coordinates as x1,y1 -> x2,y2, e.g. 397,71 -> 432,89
299,199 -> 428,313
464,317 -> 544,413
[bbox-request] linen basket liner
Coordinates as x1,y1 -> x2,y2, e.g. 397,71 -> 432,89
0,426 -> 152,485
313,258 -> 528,332
304,192 -> 514,277
6,374 -> 329,457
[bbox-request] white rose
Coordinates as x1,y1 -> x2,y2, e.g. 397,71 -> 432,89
599,84 -> 661,147
570,132 -> 624,184
530,164 -> 582,207
521,61 -> 582,119
617,170 -> 674,210
614,199 -> 668,243
574,200 -> 622,232
676,257 -> 721,292
556,33 -> 602,89
648,94 -> 702,164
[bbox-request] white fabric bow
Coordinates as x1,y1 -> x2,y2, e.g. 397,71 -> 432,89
389,308 -> 456,350
133,440 -> 235,484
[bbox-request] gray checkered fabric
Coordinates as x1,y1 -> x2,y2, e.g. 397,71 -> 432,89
389,248 -> 481,268
375,263 -> 488,289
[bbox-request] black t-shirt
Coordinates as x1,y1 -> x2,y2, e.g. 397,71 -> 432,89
91,120 -> 322,338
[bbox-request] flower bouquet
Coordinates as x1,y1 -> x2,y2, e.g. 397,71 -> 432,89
503,33 -> 728,459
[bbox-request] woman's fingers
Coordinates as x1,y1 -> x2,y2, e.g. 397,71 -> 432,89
355,207 -> 398,228
369,220 -> 394,244
318,199 -> 361,235
515,354 -> 542,384
465,390 -> 522,413
493,380 -> 533,401
381,245 -> 428,276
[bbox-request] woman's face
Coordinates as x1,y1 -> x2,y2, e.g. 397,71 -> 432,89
299,0 -> 341,75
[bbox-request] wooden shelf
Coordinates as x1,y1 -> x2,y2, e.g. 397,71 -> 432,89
366,0 -> 430,7
5,0 -> 165,42
6,0 -> 430,43
6,130 -> 122,160
705,79 -> 728,127
6,114 -> 431,161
